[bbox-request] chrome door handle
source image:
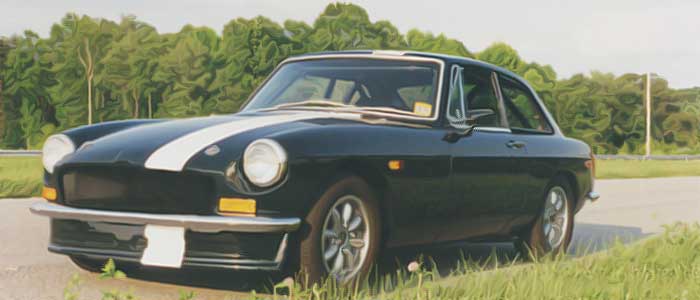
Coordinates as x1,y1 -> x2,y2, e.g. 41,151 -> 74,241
506,140 -> 527,149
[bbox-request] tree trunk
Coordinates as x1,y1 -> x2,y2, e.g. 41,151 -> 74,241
78,38 -> 94,125
87,75 -> 93,125
148,94 -> 153,119
132,89 -> 139,119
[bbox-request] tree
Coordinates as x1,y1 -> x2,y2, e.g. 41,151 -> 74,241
405,30 -> 472,57
210,17 -> 293,113
46,14 -> 118,129
153,26 -> 221,117
2,31 -> 57,148
99,16 -> 163,120
0,35 -> 16,146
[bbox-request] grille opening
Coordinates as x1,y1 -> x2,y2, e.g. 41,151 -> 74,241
61,167 -> 215,214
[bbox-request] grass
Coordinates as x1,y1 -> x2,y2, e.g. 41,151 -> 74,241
0,156 -> 42,198
372,223 -> 700,300
596,159 -> 700,179
0,157 -> 700,198
64,223 -> 700,299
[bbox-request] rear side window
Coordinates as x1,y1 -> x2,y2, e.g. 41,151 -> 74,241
499,76 -> 552,133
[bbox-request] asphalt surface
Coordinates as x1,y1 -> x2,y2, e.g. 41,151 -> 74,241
1,176 -> 699,300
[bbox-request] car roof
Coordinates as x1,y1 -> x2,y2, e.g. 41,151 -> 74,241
295,50 -> 525,83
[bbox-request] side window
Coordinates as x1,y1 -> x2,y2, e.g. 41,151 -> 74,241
499,75 -> 552,133
446,65 -> 503,128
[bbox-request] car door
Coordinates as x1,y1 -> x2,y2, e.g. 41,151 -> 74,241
436,64 -> 517,242
497,74 -> 558,232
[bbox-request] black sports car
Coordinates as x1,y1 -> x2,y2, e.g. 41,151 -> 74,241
32,50 -> 599,283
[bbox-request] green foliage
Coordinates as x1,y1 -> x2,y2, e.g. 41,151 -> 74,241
99,258 -> 127,279
1,3 -> 699,153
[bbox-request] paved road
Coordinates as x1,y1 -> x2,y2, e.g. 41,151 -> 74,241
1,177 -> 699,300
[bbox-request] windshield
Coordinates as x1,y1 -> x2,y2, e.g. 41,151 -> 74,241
242,57 -> 441,118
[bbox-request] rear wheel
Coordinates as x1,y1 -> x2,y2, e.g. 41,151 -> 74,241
519,178 -> 574,258
298,176 -> 381,285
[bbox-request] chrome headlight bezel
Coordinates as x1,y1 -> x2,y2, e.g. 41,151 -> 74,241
42,134 -> 75,174
242,139 -> 288,188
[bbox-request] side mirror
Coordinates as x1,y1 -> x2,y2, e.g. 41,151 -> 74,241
443,108 -> 496,143
465,108 -> 495,123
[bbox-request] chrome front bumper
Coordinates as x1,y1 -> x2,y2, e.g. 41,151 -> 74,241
30,202 -> 301,233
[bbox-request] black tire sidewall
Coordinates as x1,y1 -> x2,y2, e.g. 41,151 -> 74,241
298,176 -> 381,284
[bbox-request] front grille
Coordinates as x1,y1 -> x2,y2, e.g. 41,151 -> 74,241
61,166 -> 215,214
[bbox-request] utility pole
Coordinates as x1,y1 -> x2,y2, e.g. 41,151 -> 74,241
645,72 -> 652,158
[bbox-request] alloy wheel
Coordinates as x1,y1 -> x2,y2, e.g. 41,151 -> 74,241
320,195 -> 371,283
542,186 -> 569,250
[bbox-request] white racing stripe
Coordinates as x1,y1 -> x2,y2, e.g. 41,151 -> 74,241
145,113 -> 330,171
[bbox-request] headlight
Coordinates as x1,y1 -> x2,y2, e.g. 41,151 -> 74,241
242,139 -> 287,187
42,134 -> 75,173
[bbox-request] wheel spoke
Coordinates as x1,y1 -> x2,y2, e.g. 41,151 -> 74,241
555,194 -> 563,210
323,229 -> 338,239
549,223 -> 562,246
348,216 -> 362,231
331,209 -> 342,231
332,248 -> 345,273
342,248 -> 355,269
553,215 -> 565,226
349,238 -> 365,249
544,207 -> 554,219
324,244 -> 339,261
342,203 -> 352,228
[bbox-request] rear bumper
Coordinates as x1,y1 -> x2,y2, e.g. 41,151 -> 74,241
585,191 -> 601,202
31,203 -> 301,271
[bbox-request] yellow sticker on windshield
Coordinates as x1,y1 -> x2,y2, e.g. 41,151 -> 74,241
413,102 -> 432,117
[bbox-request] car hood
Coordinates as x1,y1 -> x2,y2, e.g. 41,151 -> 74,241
60,111 -> 371,172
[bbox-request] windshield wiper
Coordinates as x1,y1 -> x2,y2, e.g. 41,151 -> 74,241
264,100 -> 354,111
262,99 -> 424,118
353,106 -> 418,116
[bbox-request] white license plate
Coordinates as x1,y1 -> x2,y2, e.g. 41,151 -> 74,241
140,225 -> 185,268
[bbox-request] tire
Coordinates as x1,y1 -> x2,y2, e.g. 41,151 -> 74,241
518,178 -> 575,258
298,176 -> 381,285
69,255 -> 106,273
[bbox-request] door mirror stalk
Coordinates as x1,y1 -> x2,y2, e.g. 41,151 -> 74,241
443,126 -> 475,143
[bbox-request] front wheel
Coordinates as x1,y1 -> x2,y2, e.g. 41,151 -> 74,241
519,179 -> 574,258
298,176 -> 381,285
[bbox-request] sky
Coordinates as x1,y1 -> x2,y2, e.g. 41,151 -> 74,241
1,0 -> 699,88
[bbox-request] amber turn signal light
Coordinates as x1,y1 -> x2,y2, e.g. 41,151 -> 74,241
388,160 -> 404,171
42,187 -> 57,201
218,198 -> 256,215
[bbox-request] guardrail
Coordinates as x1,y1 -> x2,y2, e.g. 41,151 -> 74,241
0,150 -> 42,157
596,154 -> 700,161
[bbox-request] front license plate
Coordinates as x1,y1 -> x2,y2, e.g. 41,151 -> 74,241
140,225 -> 185,268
